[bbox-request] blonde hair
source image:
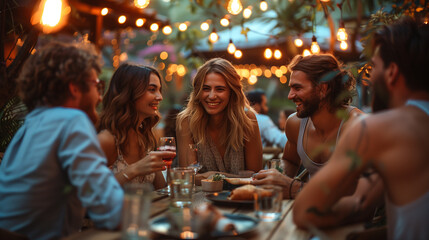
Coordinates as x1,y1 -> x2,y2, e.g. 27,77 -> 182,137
177,58 -> 255,151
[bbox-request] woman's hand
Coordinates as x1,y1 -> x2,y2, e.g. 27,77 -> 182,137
129,151 -> 175,178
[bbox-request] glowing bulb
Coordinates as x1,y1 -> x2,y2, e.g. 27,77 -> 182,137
274,49 -> 282,59
260,0 -> 268,11
227,0 -> 243,15
248,75 -> 258,85
320,0 -> 330,2
220,17 -> 230,27
200,22 -> 209,31
178,23 -> 188,31
162,25 -> 172,35
101,8 -> 108,16
303,49 -> 311,56
118,15 -> 126,24
134,0 -> 150,8
337,27 -> 348,41
234,50 -> 243,59
340,41 -> 348,50
227,40 -> 236,54
264,48 -> 273,59
209,30 -> 219,43
150,23 -> 159,32
136,18 -> 145,27
243,7 -> 252,19
41,0 -> 62,27
311,36 -> 320,54
160,51 -> 168,60
294,38 -> 303,47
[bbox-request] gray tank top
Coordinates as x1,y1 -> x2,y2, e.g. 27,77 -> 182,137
385,99 -> 429,240
297,107 -> 355,178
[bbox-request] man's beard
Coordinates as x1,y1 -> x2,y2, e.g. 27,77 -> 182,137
371,74 -> 390,113
79,94 -> 100,125
295,90 -> 321,118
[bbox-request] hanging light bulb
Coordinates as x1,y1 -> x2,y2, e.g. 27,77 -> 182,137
200,22 -> 209,31
101,8 -> 108,16
264,48 -> 273,59
320,0 -> 330,2
274,49 -> 282,59
209,28 -> 219,43
227,0 -> 243,15
136,18 -> 145,27
220,16 -> 230,27
303,49 -> 311,56
150,23 -> 159,32
260,0 -> 268,11
234,49 -> 243,59
243,6 -> 252,19
134,0 -> 150,9
178,22 -> 188,32
118,15 -> 126,24
340,41 -> 348,50
311,36 -> 320,54
336,21 -> 348,41
227,39 -> 236,54
162,25 -> 172,35
294,38 -> 303,47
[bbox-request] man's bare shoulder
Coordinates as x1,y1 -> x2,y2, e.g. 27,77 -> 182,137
285,112 -> 300,144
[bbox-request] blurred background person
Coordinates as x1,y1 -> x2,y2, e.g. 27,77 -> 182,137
246,89 -> 287,149
278,108 -> 295,132
176,58 -> 262,179
98,63 -> 175,190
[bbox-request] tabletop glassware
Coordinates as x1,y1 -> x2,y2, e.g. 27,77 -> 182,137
187,144 -> 203,192
158,137 -> 176,194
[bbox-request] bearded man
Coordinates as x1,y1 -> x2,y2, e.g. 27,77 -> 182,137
253,54 -> 364,199
294,17 -> 429,240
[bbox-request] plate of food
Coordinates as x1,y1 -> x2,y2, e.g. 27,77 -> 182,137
206,185 -> 259,206
150,203 -> 258,239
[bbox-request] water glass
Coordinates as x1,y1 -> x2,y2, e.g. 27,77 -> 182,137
170,167 -> 195,207
121,183 -> 153,240
254,185 -> 282,221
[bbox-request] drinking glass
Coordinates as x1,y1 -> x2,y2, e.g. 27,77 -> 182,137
170,167 -> 195,207
187,144 -> 203,191
254,185 -> 283,221
159,137 -> 176,194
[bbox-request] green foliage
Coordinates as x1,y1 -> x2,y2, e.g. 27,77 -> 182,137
0,97 -> 27,154
211,173 -> 225,181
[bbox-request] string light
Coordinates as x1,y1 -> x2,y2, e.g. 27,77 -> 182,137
264,48 -> 273,59
310,35 -> 320,54
101,8 -> 108,16
135,18 -> 145,27
248,75 -> 258,85
227,39 -> 236,54
303,49 -> 311,56
294,38 -> 303,47
209,28 -> 219,43
227,0 -> 243,15
162,25 -> 172,35
243,6 -> 252,19
220,16 -> 230,27
340,41 -> 348,50
118,15 -> 126,24
274,49 -> 282,59
134,0 -> 150,9
337,20 -> 348,41
150,23 -> 159,32
178,22 -> 188,32
200,22 -> 209,31
260,0 -> 268,11
234,49 -> 243,59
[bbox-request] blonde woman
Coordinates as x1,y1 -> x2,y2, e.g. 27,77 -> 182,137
176,58 -> 262,179
97,63 -> 175,189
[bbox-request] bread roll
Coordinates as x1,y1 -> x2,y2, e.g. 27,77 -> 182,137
228,184 -> 274,200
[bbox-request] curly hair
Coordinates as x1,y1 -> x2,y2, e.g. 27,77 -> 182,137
16,42 -> 101,111
176,58 -> 255,151
97,63 -> 162,157
287,54 -> 356,111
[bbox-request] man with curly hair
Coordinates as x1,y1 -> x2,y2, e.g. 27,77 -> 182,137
0,42 -> 125,239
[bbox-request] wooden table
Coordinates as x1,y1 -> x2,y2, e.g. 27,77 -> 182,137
64,187 -> 364,240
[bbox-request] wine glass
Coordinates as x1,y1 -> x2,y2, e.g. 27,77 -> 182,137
159,137 -> 176,194
187,144 -> 203,192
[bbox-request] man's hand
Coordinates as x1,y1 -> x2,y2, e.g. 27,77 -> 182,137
252,169 -> 296,199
